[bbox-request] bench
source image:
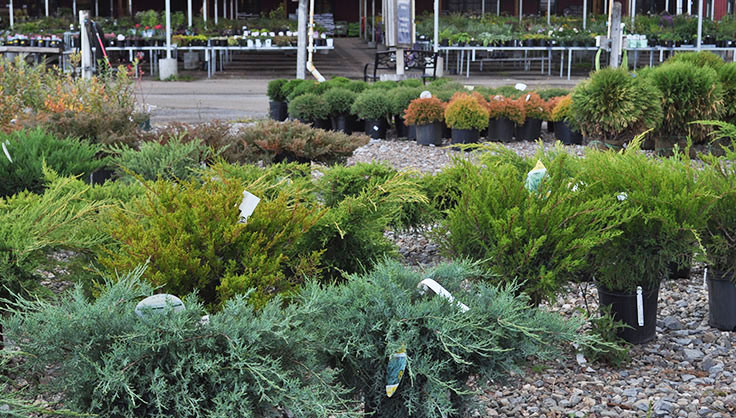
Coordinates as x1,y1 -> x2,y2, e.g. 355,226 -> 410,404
364,49 -> 439,83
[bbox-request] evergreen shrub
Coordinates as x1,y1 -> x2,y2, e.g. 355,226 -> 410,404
665,51 -> 725,71
571,68 -> 663,145
438,145 -> 629,304
0,128 -> 106,197
266,78 -> 288,102
718,62 -> 736,123
518,91 -> 548,120
487,95 -> 525,124
646,62 -> 724,143
404,97 -> 445,125
111,137 -> 214,182
351,89 -> 392,121
287,93 -> 329,121
444,94 -> 490,130
322,87 -> 357,116
387,86 -> 422,116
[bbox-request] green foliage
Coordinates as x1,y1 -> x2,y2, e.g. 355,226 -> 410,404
298,173 -> 427,279
301,259 -> 602,417
32,108 -> 150,147
110,137 -> 214,182
444,94 -> 490,130
234,120 -> 369,165
718,63 -> 736,123
287,93 -> 329,121
536,87 -> 571,99
580,138 -> 712,293
438,145 -> 628,304
571,68 -> 663,144
2,271 -> 356,417
387,86 -> 422,116
315,162 -> 431,230
266,78 -> 287,102
97,174 -> 325,309
665,51 -> 725,71
490,85 -> 524,99
647,62 -> 724,143
345,80 -> 368,93
367,80 -> 398,90
286,80 -> 328,101
280,79 -> 307,100
0,129 -> 105,197
0,171 -> 109,322
136,120 -> 234,156
699,141 -> 736,277
351,89 -> 392,121
322,87 -> 357,116
582,305 -> 631,367
399,78 -> 423,88
404,97 -> 445,125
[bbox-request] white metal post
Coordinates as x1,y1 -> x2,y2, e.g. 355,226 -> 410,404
128,0 -> 132,16
46,0 -> 49,17
110,0 -> 114,18
215,0 -> 218,24
204,0 -> 208,25
583,0 -> 587,30
80,10 -> 93,79
677,0 -> 682,14
188,0 -> 193,27
697,0 -> 703,49
297,0 -> 307,79
482,0 -> 485,15
519,0 -> 523,22
688,0 -> 692,14
166,0 -> 172,58
631,0 -> 636,28
9,0 -> 13,29
433,0 -> 438,52
372,0 -> 376,45
73,0 -> 77,19
95,0 -> 99,16
497,0 -> 500,15
547,0 -> 551,25
666,0 -> 669,14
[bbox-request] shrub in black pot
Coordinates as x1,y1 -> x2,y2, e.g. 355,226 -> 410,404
551,95 -> 583,145
581,138 -> 710,344
266,78 -> 289,121
351,89 -> 392,139
571,68 -> 663,150
404,97 -> 445,146
444,93 -> 489,146
644,62 -> 724,153
718,62 -> 736,124
287,93 -> 329,128
323,87 -> 357,134
487,95 -> 525,142
699,143 -> 736,331
515,92 -> 547,141
388,86 -> 422,139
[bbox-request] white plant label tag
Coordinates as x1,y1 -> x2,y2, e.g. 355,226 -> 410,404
417,278 -> 470,312
704,267 -> 708,291
2,142 -> 12,163
239,190 -> 260,223
636,286 -> 644,327
420,90 -> 432,99
373,125 -> 379,131
525,94 -> 531,102
617,192 -> 628,201
515,82 -> 527,91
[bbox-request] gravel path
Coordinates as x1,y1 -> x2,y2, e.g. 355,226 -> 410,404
362,134 -> 735,417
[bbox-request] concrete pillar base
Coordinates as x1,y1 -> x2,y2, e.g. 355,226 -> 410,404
159,58 -> 178,80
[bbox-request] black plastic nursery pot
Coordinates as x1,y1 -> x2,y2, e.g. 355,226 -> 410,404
331,114 -> 354,134
415,122 -> 443,146
547,120 -> 555,133
365,119 -> 388,139
488,117 -> 515,143
407,124 -> 417,141
89,168 -> 116,186
707,269 -> 736,331
269,101 -> 288,121
516,118 -> 543,141
394,115 -> 409,139
450,128 -> 480,146
555,121 -> 583,145
597,283 -> 660,345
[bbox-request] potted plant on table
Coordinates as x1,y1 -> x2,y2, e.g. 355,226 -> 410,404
287,93 -> 330,129
444,93 -> 490,146
351,89 -> 392,139
487,95 -> 525,143
323,87 -> 357,134
516,92 -> 547,141
267,79 -> 289,121
551,95 -> 583,145
388,86 -> 422,140
404,97 -> 445,146
699,132 -> 736,331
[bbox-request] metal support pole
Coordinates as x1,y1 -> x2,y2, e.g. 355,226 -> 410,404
519,0 -> 523,22
188,0 -> 193,27
166,0 -> 172,58
297,0 -> 307,79
631,0 -> 636,28
397,49 -> 405,75
497,0 -> 500,15
46,0 -> 49,17
9,0 -> 13,29
434,0 -> 439,52
128,0 -> 132,15
583,0 -> 587,30
688,0 -> 692,14
697,0 -> 703,50
95,0 -> 99,16
110,0 -> 114,17
372,0 -> 376,45
204,0 -> 208,25
610,2 -> 622,68
80,10 -> 93,79
215,0 -> 218,24
547,0 -> 551,25
482,0 -> 485,14
73,0 -> 77,19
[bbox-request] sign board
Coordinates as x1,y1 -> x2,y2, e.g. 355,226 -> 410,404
384,0 -> 414,48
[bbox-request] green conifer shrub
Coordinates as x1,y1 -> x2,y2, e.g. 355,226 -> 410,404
300,259 -> 603,417
438,145 -> 629,304
718,62 -> 736,123
665,50 -> 725,71
266,78 -> 288,102
97,174 -> 325,309
111,137 -> 214,182
0,129 -> 106,197
322,87 -> 357,116
351,89 -> 392,121
571,68 -> 663,146
287,93 -> 330,121
2,270 -> 356,417
387,86 -> 423,117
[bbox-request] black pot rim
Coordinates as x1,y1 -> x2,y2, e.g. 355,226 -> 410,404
596,281 -> 660,297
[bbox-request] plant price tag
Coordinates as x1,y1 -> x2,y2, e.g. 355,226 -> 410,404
2,142 -> 12,163
636,286 -> 644,327
417,278 -> 469,312
704,267 -> 708,291
238,190 -> 260,223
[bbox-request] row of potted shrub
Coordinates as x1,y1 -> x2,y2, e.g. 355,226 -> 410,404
267,77 -> 580,144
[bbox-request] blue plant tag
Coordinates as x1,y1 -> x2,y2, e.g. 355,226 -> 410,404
385,346 -> 407,398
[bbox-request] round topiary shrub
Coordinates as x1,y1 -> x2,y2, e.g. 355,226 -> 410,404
444,94 -> 490,131
323,87 -> 357,116
719,62 -> 736,123
267,79 -> 288,102
288,93 -> 329,122
387,87 -> 422,116
647,62 -> 724,144
487,95 -> 526,125
351,89 -> 392,121
404,97 -> 445,125
571,68 -> 663,146
665,51 -> 725,72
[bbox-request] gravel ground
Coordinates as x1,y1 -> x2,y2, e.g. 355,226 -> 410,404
367,132 -> 736,417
